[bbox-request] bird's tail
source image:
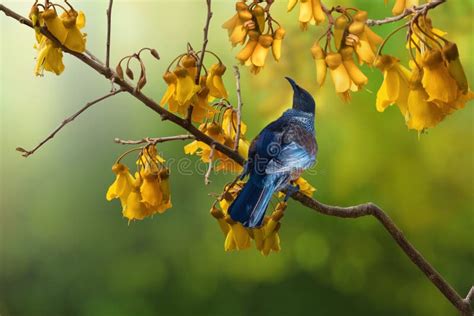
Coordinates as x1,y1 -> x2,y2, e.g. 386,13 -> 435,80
228,175 -> 280,228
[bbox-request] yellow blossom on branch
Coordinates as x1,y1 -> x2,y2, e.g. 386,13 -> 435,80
211,182 -> 287,255
106,146 -> 172,222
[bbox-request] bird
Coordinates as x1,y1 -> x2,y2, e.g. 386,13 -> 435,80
228,77 -> 318,228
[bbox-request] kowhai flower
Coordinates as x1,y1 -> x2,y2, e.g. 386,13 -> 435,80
107,146 -> 172,222
226,2 -> 285,74
375,55 -> 411,116
288,0 -> 325,30
211,182 -> 287,255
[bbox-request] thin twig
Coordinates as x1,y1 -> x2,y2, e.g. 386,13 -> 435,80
205,144 -> 215,185
465,286 -> 474,304
105,0 -> 114,68
367,0 -> 446,26
232,65 -> 243,152
114,134 -> 195,145
1,5 -> 471,315
16,89 -> 123,157
187,0 -> 213,122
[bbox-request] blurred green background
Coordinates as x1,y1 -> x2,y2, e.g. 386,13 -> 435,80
1,1 -> 473,315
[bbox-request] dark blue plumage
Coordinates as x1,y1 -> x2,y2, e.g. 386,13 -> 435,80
229,77 -> 318,228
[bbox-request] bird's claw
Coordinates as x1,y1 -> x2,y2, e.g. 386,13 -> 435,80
284,183 -> 300,202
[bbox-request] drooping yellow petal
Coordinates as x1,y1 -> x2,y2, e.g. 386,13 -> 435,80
140,171 -> 163,209
41,9 -> 67,44
406,86 -> 445,131
421,50 -> 458,104
207,64 -> 228,99
311,0 -> 326,25
106,163 -> 135,207
298,0 -> 313,24
341,47 -> 368,89
325,53 -> 351,94
251,35 -> 273,68
272,27 -> 286,62
236,31 -> 259,63
174,66 -> 197,105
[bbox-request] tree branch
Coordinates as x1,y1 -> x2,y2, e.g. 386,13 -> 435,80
187,0 -> 213,122
106,0 -> 114,68
0,4 -> 471,315
232,65 -> 243,152
16,89 -> 123,157
205,144 -> 215,185
367,0 -> 447,26
114,134 -> 195,145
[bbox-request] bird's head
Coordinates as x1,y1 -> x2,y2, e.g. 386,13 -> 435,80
285,77 -> 315,114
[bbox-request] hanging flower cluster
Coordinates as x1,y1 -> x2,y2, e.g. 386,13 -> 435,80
106,145 -> 172,222
210,182 -> 284,256
184,106 -> 250,173
160,49 -> 229,122
311,9 -> 382,102
209,176 -> 315,255
223,1 -> 285,74
29,1 -> 86,76
375,16 -> 473,133
287,0 -> 326,30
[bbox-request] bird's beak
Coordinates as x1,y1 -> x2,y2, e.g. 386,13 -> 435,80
285,76 -> 302,99
285,76 -> 298,92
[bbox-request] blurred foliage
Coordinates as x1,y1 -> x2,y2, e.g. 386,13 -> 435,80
1,1 -> 473,316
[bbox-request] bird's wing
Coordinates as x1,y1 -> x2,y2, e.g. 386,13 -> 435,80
265,124 -> 316,174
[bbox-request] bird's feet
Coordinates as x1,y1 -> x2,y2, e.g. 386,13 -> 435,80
284,182 -> 300,202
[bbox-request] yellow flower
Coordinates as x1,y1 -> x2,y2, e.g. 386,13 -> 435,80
291,0 -> 325,30
295,177 -> 316,197
206,64 -> 228,99
251,34 -> 273,68
174,66 -> 198,105
137,146 -> 172,215
341,46 -> 368,90
106,163 -> 135,207
347,11 -> 382,65
222,2 -> 252,46
272,27 -> 286,62
421,49 -> 458,104
60,10 -> 86,53
184,120 -> 247,173
190,76 -> 216,123
325,52 -> 352,100
222,108 -> 247,139
334,15 -> 349,50
225,217 -> 252,251
140,169 -> 163,209
443,42 -> 468,93
252,4 -> 265,33
213,185 -> 286,255
41,8 -> 68,44
123,176 -> 152,221
375,55 -> 411,116
210,206 -> 231,236
181,54 -> 198,82
236,31 -> 259,64
311,43 -> 327,86
34,36 -> 65,76
160,71 -> 178,106
406,68 -> 446,132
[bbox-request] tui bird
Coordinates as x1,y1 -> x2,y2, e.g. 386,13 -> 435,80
228,77 -> 318,228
